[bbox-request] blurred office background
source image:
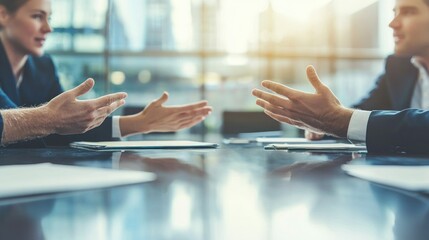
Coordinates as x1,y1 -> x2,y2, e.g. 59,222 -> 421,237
45,0 -> 395,135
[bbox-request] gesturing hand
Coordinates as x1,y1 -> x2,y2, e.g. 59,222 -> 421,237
120,92 -> 213,136
252,66 -> 353,138
45,78 -> 127,135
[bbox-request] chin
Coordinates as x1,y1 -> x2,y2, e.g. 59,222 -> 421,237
30,49 -> 45,57
394,47 -> 413,57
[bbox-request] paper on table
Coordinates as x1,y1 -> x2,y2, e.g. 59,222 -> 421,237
256,137 -> 309,143
71,140 -> 219,150
264,143 -> 367,151
342,165 -> 429,192
256,137 -> 337,144
0,163 -> 156,198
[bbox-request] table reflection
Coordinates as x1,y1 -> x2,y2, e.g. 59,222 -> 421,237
0,148 -> 428,239
0,200 -> 54,240
370,184 -> 429,240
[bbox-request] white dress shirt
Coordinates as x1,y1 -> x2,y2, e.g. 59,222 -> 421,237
347,57 -> 429,141
112,116 -> 122,138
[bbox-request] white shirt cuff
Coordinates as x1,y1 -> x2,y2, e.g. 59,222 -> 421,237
112,116 -> 122,138
347,110 -> 371,142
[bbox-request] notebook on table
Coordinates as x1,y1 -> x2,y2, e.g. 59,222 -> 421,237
264,143 -> 367,152
71,140 -> 219,150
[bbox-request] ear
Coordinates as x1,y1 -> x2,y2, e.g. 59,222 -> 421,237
0,5 -> 10,28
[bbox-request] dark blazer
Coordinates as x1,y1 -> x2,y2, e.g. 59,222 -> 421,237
354,55 -> 429,153
353,55 -> 419,110
367,109 -> 429,154
0,41 -> 114,148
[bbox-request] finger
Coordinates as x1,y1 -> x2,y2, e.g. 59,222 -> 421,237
97,99 -> 126,116
255,99 -> 289,116
86,116 -> 106,132
305,131 -> 319,140
306,65 -> 326,93
68,78 -> 95,97
260,80 -> 303,101
86,99 -> 126,131
252,89 -> 293,109
177,106 -> 212,118
88,92 -> 128,108
265,110 -> 304,128
179,117 -> 205,129
152,92 -> 169,106
306,131 -> 325,140
255,95 -> 318,121
171,101 -> 209,112
257,99 -> 303,123
177,112 -> 208,125
256,99 -> 306,123
174,112 -> 206,126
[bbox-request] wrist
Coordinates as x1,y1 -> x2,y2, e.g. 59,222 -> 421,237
36,104 -> 57,135
330,107 -> 354,138
119,114 -> 147,137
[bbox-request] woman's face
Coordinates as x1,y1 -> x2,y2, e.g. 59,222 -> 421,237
0,0 -> 52,57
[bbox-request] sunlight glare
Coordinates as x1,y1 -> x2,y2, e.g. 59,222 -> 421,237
272,0 -> 332,22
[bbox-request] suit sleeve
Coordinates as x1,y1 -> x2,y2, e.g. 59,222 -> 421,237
366,109 -> 429,153
0,111 -> 3,144
0,88 -> 18,109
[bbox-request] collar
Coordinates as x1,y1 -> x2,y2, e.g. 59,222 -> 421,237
411,57 -> 428,74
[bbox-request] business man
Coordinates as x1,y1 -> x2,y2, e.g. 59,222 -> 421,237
307,0 -> 429,140
253,0 -> 429,154
1,78 -> 127,145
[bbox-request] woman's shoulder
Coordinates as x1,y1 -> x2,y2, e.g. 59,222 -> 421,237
27,54 -> 56,73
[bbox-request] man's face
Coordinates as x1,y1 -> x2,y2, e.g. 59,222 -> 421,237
390,0 -> 429,57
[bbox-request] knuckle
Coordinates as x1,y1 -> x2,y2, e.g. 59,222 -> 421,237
86,104 -> 96,113
106,97 -> 114,106
86,112 -> 97,122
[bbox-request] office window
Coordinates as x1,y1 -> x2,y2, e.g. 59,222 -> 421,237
108,56 -> 201,106
46,0 -> 396,134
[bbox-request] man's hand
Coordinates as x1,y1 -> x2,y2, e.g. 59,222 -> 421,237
252,66 -> 354,138
44,78 -> 127,135
119,92 -> 212,137
1,79 -> 127,145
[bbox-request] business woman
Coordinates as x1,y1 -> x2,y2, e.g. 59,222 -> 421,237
0,0 -> 212,147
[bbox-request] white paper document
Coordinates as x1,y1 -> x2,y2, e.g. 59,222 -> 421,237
264,143 -> 367,151
256,137 -> 337,144
256,137 -> 310,143
0,163 -> 156,198
342,165 -> 429,192
71,140 -> 219,150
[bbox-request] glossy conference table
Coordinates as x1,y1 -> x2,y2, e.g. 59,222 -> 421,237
0,140 -> 429,240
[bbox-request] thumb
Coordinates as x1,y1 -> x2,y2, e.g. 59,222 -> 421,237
69,78 -> 95,97
306,66 -> 326,93
153,92 -> 169,105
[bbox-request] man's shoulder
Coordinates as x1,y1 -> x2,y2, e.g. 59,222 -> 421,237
385,54 -> 413,66
385,55 -> 415,73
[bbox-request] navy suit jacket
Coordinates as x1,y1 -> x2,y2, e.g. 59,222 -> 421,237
0,41 -> 114,148
353,55 -> 418,111
353,55 -> 429,153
